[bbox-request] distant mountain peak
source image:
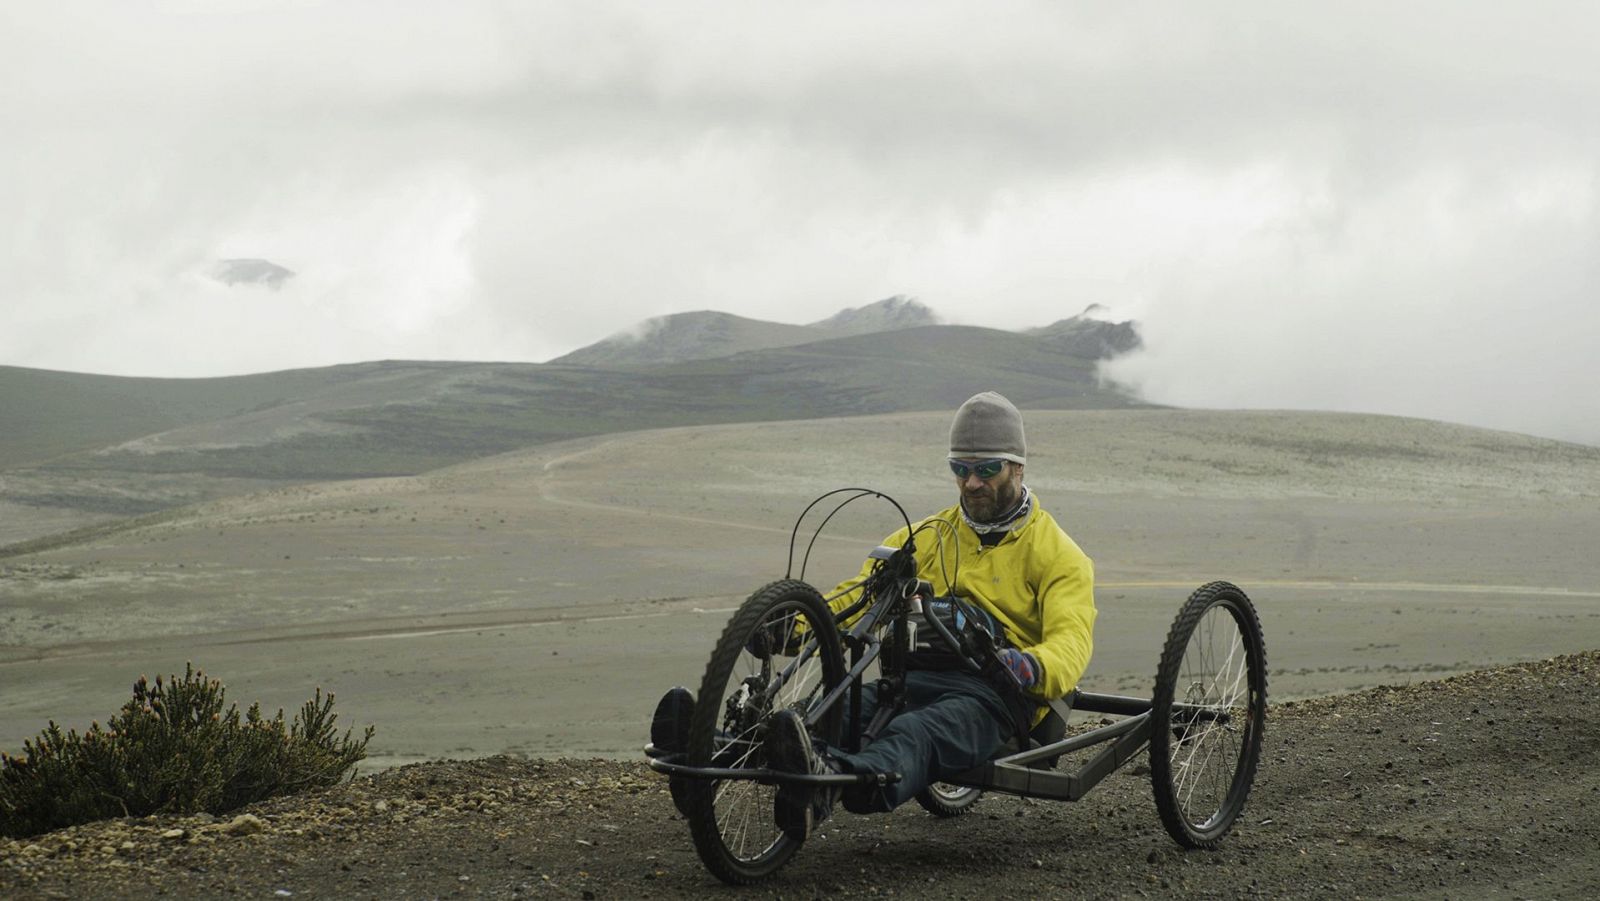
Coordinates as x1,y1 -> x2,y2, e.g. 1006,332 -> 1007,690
626,310 -> 723,340
1026,305 -> 1142,360
808,295 -> 939,335
548,310 -> 819,367
210,259 -> 295,289
551,297 -> 940,367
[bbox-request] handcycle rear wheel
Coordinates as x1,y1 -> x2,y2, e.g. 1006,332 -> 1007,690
915,782 -> 983,817
684,579 -> 847,885
1149,580 -> 1267,849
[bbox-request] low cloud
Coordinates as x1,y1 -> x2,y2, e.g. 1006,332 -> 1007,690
2,2 -> 1597,444
1101,160 -> 1600,446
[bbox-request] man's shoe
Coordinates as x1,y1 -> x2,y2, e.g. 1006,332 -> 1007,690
766,709 -> 838,842
650,687 -> 694,754
652,687 -> 697,818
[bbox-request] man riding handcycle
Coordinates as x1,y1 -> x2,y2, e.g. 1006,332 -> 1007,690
646,392 -> 1267,884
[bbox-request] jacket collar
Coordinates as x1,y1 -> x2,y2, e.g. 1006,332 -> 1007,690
951,489 -> 1039,548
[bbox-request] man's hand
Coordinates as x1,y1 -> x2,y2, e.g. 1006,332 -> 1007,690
997,648 -> 1040,690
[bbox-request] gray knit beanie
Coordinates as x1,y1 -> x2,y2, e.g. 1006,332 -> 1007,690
948,391 -> 1026,464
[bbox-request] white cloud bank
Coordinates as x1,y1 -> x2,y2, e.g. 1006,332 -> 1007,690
1,1 -> 1596,444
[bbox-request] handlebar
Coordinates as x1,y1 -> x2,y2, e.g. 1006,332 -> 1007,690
786,488 -> 914,583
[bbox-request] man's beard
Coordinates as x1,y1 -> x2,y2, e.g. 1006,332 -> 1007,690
961,477 -> 1021,523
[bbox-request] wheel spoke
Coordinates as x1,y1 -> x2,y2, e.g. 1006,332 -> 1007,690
1158,594 -> 1262,840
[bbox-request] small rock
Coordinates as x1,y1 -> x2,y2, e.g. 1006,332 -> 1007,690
373,800 -> 389,813
162,828 -> 186,840
222,814 -> 267,836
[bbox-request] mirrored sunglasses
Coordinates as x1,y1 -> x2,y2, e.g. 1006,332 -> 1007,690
948,458 -> 1007,481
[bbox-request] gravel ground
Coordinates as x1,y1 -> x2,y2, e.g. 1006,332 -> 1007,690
5,650 -> 1598,900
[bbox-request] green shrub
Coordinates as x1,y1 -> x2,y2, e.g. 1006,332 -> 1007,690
0,664 -> 373,838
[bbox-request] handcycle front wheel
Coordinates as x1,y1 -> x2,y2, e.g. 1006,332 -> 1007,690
684,579 -> 847,885
1149,580 -> 1267,849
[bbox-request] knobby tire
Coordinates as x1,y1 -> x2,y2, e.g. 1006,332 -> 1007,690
1149,580 -> 1267,849
684,580 -> 847,884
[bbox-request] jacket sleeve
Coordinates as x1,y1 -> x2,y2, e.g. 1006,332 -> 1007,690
1017,529 -> 1096,701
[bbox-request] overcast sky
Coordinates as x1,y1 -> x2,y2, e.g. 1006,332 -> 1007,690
3,2 -> 1597,444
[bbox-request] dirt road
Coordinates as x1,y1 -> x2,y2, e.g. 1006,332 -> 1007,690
5,650 -> 1598,900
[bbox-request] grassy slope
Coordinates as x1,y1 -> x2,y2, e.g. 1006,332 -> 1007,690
29,326 -> 1134,477
1,327 -> 1142,531
546,299 -> 945,366
0,363 -> 432,468
323,326 -> 1133,470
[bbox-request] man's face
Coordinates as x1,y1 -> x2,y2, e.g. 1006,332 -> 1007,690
953,457 -> 1023,522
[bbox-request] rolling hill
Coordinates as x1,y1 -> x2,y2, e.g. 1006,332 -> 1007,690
546,310 -> 826,367
0,312 -> 1145,546
548,295 -> 947,367
549,296 -> 963,367
545,296 -> 1138,371
805,294 -> 939,336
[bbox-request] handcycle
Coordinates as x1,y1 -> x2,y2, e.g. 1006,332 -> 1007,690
645,489 -> 1268,885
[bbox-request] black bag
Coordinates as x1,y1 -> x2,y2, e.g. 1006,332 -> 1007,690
906,593 -> 1011,672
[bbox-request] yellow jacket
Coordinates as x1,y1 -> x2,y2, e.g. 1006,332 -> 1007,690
828,497 -> 1096,703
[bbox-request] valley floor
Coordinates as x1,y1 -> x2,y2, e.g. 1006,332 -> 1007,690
5,410 -> 1600,765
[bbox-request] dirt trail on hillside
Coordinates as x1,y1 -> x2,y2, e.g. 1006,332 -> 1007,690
5,651 -> 1598,900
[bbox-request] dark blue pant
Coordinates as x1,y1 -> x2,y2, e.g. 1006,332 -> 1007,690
832,669 -> 1017,812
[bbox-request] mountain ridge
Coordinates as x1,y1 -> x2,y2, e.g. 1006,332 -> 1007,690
547,296 -> 1134,368
805,294 -> 938,336
0,319 -> 1145,542
548,296 -> 946,367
